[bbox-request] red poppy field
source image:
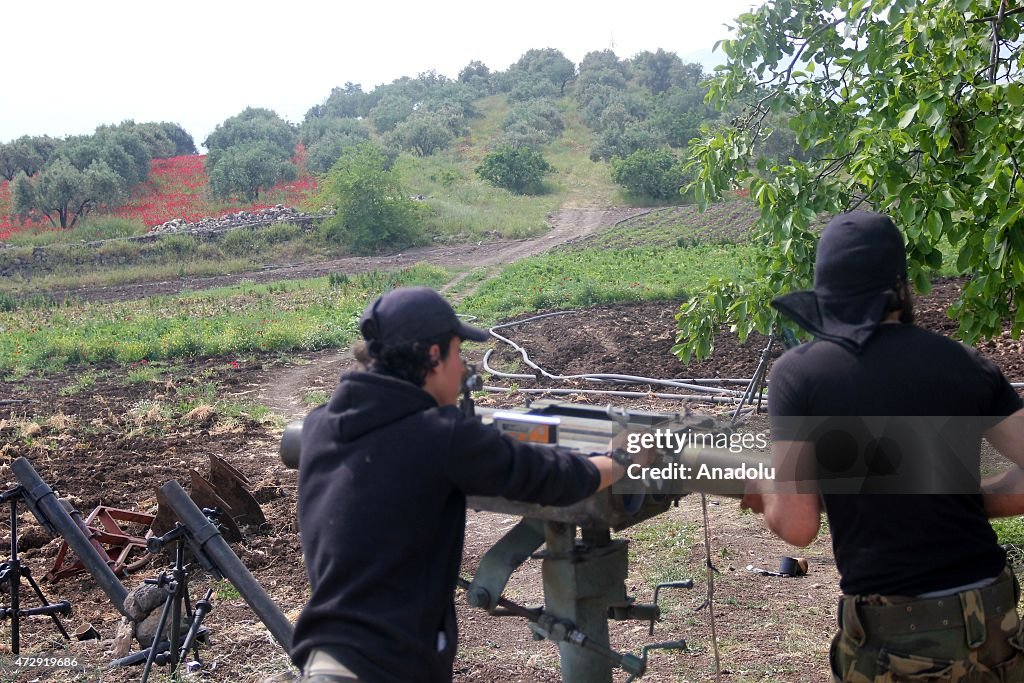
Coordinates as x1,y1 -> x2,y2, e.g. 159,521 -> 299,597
0,155 -> 318,241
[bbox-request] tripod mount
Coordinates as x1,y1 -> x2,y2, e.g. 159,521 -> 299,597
0,486 -> 72,654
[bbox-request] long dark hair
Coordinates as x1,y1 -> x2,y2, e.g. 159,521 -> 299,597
884,278 -> 915,324
353,332 -> 455,387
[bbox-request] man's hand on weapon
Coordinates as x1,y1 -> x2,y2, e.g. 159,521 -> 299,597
609,430 -> 656,469
589,430 -> 657,492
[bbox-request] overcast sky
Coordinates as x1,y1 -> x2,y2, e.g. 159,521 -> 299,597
2,0 -> 761,149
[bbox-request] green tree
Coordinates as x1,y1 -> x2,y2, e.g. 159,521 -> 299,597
458,60 -> 492,94
678,0 -> 1024,361
11,158 -> 126,229
503,99 -> 564,139
157,122 -> 197,156
498,99 -> 565,150
300,117 -> 370,147
648,85 -> 719,148
0,143 -> 18,181
204,107 -> 297,164
207,141 -> 297,201
301,119 -> 372,175
501,48 -> 576,96
392,112 -> 455,156
318,143 -> 427,253
307,82 -> 372,120
476,146 -> 552,194
369,93 -> 415,133
306,136 -> 366,175
0,135 -> 60,179
632,49 -> 685,95
610,148 -> 690,200
56,133 -> 151,186
96,121 -> 176,158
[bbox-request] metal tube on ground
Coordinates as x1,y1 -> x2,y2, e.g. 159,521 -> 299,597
158,480 -> 293,652
11,457 -> 129,617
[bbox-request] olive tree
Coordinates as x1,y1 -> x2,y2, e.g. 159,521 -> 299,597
11,158 -> 126,229
677,0 -> 1024,362
207,141 -> 297,201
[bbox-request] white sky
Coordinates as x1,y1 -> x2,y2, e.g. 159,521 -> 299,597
1,0 -> 761,149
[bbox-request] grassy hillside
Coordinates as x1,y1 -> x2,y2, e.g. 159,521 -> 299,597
396,94 -> 623,242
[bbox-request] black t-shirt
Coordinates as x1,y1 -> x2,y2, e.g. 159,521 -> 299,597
769,324 -> 1023,596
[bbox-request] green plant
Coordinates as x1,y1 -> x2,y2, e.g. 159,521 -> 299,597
684,0 -> 1024,360
304,390 -> 330,406
318,143 -> 428,254
476,146 -> 552,195
0,264 -> 449,375
127,363 -> 159,384
59,370 -> 99,396
214,579 -> 242,601
610,148 -> 690,200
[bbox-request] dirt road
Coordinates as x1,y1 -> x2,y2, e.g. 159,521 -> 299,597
50,208 -> 649,305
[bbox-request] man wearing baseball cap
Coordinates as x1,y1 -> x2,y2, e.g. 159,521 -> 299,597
742,212 -> 1024,681
290,286 -> 643,682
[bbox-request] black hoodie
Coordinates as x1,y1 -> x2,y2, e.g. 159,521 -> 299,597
290,371 -> 601,682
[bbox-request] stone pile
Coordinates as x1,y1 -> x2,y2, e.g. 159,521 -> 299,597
148,204 -> 334,235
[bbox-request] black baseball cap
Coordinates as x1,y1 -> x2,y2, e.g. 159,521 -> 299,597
359,286 -> 490,347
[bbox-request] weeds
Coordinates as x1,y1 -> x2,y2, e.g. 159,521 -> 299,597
58,370 -> 100,396
303,390 -> 330,406
461,244 -> 757,322
0,264 -> 449,375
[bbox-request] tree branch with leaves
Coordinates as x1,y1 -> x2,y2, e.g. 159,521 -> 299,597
675,0 -> 1024,363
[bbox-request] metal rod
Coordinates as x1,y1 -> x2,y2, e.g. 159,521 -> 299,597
9,497 -> 20,653
158,480 -> 294,651
11,457 -> 129,616
481,386 -> 756,404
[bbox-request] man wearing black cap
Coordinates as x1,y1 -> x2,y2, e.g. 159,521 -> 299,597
290,286 -> 642,683
742,212 -> 1024,681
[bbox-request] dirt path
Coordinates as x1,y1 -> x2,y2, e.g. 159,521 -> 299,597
51,208 -> 650,305
254,208 -> 650,419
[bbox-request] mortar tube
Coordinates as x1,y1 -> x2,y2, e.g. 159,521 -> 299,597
11,457 -> 130,617
158,480 -> 294,652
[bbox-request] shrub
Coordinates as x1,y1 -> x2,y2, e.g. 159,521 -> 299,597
475,147 -> 552,195
317,144 -> 427,254
610,148 -> 691,200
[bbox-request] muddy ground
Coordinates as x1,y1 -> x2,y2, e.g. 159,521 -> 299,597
1,273 -> 1022,682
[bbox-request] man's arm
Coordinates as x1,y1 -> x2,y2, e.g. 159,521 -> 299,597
981,408 -> 1024,518
742,440 -> 822,547
590,455 -> 627,491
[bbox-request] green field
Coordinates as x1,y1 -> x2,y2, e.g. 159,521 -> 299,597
0,266 -> 448,373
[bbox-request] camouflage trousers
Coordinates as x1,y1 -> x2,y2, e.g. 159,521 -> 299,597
831,569 -> 1024,682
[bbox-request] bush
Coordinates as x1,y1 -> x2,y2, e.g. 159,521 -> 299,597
317,144 -> 427,254
610,148 -> 690,200
476,147 -> 552,195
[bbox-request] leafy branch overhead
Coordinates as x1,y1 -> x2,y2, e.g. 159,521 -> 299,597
677,0 -> 1024,362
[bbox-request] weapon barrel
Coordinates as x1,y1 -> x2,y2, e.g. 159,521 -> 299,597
158,480 -> 293,651
11,457 -> 129,616
280,420 -> 303,470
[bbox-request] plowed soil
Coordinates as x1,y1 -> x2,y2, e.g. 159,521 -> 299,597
1,261 -> 1022,683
